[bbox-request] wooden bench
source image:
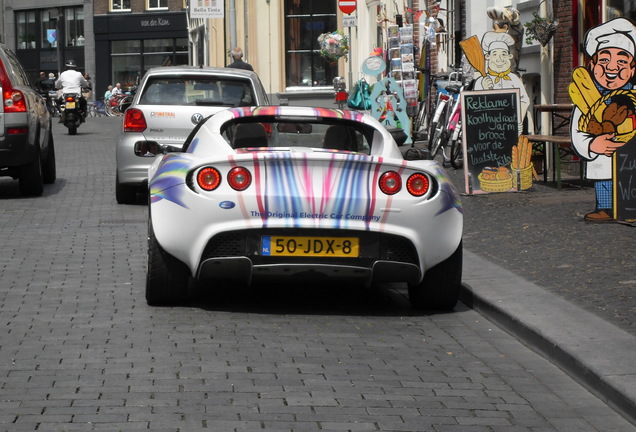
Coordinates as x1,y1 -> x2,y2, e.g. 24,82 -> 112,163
525,134 -> 583,189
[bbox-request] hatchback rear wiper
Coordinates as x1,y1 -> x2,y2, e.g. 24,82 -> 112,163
194,99 -> 226,106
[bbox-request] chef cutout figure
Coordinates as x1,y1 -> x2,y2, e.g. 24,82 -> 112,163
569,17 -> 636,222
473,31 -> 530,132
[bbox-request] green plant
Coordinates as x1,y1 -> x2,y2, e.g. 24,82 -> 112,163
524,11 -> 558,46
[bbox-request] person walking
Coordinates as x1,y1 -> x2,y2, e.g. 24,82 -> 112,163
226,47 -> 254,71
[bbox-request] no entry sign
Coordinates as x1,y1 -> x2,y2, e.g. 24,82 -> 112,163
338,0 -> 356,15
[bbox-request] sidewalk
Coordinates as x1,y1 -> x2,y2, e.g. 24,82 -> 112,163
441,160 -> 636,426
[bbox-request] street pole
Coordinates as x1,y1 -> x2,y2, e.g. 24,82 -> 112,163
348,25 -> 353,91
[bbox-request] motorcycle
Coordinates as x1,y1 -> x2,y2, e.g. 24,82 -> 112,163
59,93 -> 84,135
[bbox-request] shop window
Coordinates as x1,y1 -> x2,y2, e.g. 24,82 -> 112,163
147,0 -> 168,10
111,38 -> 188,89
111,0 -> 132,12
284,0 -> 338,88
16,11 -> 37,50
41,9 -> 59,49
606,0 -> 636,20
64,7 -> 85,47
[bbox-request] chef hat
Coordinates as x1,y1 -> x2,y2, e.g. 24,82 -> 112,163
481,31 -> 515,52
584,17 -> 636,57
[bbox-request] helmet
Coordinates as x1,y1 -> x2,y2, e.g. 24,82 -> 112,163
65,60 -> 77,68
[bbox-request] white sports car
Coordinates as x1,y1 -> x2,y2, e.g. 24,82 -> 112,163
141,106 -> 463,309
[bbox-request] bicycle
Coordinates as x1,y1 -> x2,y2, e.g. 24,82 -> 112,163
447,93 -> 464,169
404,70 -> 441,160
427,70 -> 463,165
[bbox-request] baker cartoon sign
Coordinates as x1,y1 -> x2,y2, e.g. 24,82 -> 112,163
569,17 -> 636,222
459,9 -> 533,194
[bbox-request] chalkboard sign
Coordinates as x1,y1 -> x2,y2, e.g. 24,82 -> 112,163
461,89 -> 523,194
614,138 -> 636,222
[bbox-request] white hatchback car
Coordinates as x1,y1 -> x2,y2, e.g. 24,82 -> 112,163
115,66 -> 269,204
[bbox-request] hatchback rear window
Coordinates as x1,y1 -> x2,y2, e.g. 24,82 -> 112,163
138,77 -> 254,107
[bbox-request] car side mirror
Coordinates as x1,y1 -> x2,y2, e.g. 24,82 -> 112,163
134,141 -> 162,157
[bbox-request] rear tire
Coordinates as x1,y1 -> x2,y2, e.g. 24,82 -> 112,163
43,131 -> 56,184
116,174 -> 138,204
146,220 -> 190,306
19,147 -> 44,196
408,241 -> 462,311
67,123 -> 77,135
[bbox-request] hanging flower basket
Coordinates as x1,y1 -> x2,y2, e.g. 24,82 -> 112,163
524,11 -> 558,46
318,31 -> 350,64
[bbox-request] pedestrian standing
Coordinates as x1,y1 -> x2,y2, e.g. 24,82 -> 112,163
226,47 -> 254,71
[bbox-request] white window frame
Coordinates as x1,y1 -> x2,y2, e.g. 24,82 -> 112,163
147,0 -> 169,10
111,0 -> 131,12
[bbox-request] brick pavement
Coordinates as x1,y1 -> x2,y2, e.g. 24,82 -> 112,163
0,116 -> 634,431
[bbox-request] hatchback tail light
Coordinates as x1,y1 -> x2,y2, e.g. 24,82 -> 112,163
124,108 -> 147,132
0,62 -> 27,113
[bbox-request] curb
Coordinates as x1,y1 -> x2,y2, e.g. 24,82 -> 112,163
460,250 -> 636,426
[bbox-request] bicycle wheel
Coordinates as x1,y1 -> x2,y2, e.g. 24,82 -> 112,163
428,103 -> 450,163
450,127 -> 464,169
413,100 -> 429,141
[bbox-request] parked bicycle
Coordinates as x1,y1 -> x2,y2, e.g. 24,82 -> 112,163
427,69 -> 463,166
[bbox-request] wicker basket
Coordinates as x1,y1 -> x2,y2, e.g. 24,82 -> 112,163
579,89 -> 636,142
513,165 -> 533,190
478,173 -> 513,192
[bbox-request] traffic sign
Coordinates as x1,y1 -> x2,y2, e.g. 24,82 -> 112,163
338,0 -> 356,15
343,15 -> 357,27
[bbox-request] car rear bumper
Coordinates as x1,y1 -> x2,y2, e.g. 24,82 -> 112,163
0,133 -> 36,170
195,229 -> 422,285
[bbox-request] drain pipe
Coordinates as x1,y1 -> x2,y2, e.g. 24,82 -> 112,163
229,0 -> 237,61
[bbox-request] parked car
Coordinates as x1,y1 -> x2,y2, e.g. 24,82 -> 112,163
0,43 -> 55,196
140,106 -> 463,309
115,66 -> 269,204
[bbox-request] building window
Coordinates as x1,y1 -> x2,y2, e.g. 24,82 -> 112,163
64,7 -> 85,47
284,0 -> 338,88
148,0 -> 168,10
41,9 -> 59,49
606,0 -> 635,20
111,0 -> 132,12
110,38 -> 188,90
16,11 -> 37,50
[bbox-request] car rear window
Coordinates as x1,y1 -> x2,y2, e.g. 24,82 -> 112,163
139,76 -> 255,107
220,120 -> 373,154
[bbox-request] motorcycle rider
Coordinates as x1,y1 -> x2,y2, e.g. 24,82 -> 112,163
55,60 -> 89,122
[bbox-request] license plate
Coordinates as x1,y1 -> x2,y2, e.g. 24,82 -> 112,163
261,236 -> 359,257
65,102 -> 76,109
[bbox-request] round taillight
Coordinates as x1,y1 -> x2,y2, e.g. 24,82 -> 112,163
406,173 -> 430,196
227,166 -> 252,191
197,167 -> 221,191
379,171 -> 402,195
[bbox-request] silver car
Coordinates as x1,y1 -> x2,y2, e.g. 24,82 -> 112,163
0,43 -> 55,196
115,66 -> 269,204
